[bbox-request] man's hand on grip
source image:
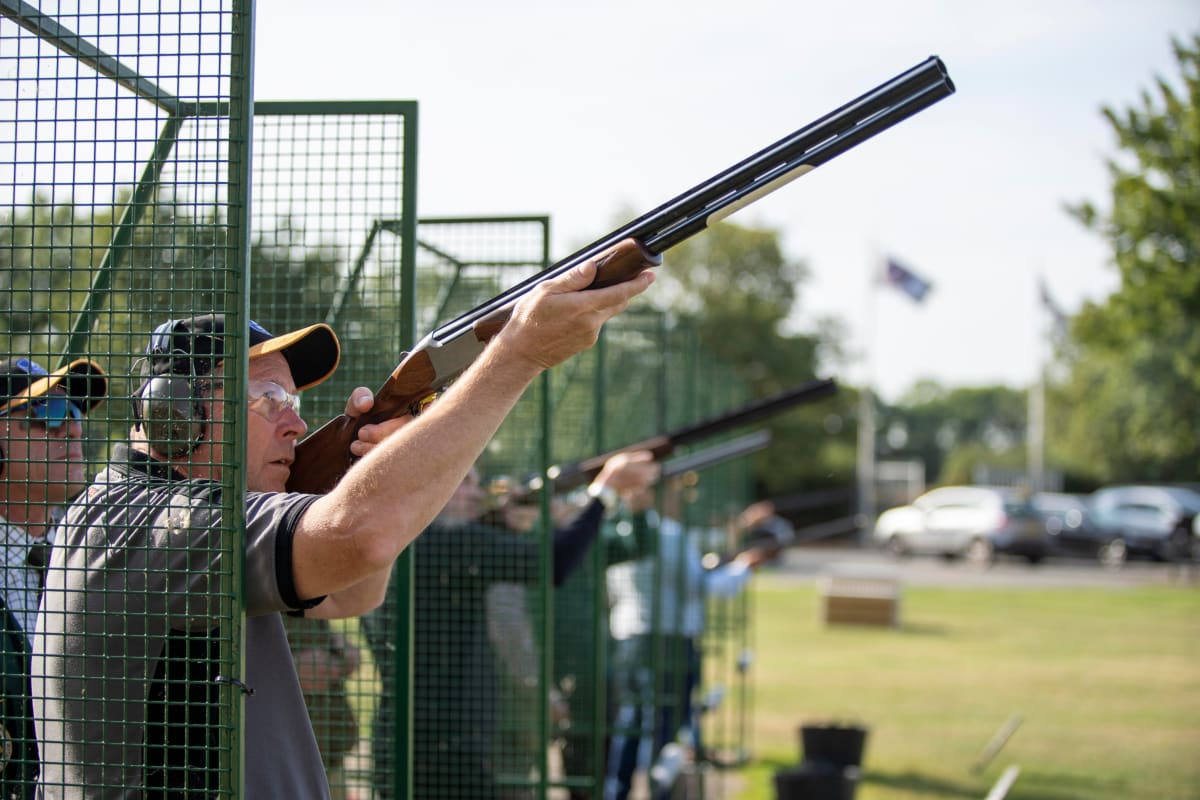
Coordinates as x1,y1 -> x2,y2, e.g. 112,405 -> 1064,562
497,241 -> 655,372
342,385 -> 412,459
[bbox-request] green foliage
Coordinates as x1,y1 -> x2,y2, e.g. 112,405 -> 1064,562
1060,34 -> 1200,482
878,382 -> 1028,486
658,222 -> 817,391
1,193 -> 117,362
653,221 -> 857,500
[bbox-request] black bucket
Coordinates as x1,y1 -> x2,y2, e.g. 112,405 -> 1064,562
798,723 -> 868,769
773,764 -> 860,800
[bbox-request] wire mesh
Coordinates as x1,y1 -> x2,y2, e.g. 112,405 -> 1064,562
3,5 -> 762,796
2,1 -> 251,796
251,101 -> 417,800
351,217 -> 554,800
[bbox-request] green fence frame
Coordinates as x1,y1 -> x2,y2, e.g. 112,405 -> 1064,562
2,2 -> 254,794
250,100 -> 419,799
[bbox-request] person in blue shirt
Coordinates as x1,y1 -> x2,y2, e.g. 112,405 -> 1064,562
604,495 -> 788,800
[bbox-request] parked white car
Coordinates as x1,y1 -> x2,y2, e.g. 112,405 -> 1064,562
873,485 -> 1048,564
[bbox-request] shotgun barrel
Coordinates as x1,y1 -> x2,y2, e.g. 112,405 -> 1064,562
543,378 -> 837,493
660,430 -> 772,481
287,58 -> 954,493
433,56 -> 955,343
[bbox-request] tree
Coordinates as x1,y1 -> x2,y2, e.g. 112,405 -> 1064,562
877,381 -> 1028,487
657,221 -> 821,392
653,221 -> 856,499
1061,34 -> 1200,482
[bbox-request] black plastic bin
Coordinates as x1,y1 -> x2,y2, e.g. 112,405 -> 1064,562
798,723 -> 868,770
773,764 -> 860,800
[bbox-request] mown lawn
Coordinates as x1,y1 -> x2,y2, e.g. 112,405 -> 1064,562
726,575 -> 1200,800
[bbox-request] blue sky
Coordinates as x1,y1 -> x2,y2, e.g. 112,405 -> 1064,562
255,0 -> 1197,400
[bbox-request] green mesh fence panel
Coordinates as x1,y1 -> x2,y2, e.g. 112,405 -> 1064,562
249,102 -> 417,800
2,2 -> 252,796
2,6 -> 764,792
591,310 -> 759,800
351,216 -> 554,800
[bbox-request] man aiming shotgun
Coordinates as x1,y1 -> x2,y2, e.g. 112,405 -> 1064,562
34,264 -> 652,799
34,55 -> 953,799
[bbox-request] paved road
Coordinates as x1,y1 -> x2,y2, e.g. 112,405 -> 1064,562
769,545 -> 1200,589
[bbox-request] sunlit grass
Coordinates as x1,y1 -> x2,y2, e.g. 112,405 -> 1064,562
729,577 -> 1200,800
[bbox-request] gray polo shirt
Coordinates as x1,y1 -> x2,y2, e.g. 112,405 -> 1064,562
32,445 -> 329,799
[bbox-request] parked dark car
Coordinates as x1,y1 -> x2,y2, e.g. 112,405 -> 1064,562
1032,492 -> 1127,568
1087,485 -> 1200,562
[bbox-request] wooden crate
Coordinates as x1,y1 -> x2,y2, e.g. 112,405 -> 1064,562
818,566 -> 900,627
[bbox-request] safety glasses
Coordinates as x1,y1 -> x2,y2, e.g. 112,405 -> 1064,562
247,380 -> 301,422
0,395 -> 84,430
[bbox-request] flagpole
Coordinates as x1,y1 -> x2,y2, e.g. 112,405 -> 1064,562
856,245 -> 879,545
1027,358 -> 1046,494
1027,273 -> 1047,493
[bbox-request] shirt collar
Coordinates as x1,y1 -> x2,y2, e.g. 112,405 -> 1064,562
112,442 -> 191,482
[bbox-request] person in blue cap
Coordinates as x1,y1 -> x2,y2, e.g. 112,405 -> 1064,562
0,357 -> 106,800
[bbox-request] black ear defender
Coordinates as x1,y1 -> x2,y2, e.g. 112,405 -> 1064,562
137,373 -> 209,459
134,317 -> 223,459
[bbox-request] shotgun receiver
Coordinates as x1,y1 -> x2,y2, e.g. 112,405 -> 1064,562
536,377 -> 838,494
286,57 -> 954,494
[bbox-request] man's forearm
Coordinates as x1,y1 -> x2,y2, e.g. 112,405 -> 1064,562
308,563 -> 393,619
294,338 -> 542,600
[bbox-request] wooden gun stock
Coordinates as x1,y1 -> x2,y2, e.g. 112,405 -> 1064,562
286,240 -> 660,494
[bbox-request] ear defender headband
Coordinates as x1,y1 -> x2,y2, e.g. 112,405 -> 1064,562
136,318 -> 221,459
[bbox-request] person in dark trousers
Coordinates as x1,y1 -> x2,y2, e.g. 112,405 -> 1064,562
363,452 -> 659,800
552,479 -> 660,800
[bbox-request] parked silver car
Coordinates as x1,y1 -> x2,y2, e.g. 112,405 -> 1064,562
1087,485 -> 1200,562
873,485 -> 1048,565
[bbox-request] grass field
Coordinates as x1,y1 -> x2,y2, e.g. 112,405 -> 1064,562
723,574 -> 1200,800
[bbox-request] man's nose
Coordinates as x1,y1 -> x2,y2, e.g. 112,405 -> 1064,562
279,406 -> 308,438
54,418 -> 84,440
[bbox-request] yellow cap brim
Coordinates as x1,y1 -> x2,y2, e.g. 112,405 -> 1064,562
248,323 -> 341,391
0,358 -> 108,415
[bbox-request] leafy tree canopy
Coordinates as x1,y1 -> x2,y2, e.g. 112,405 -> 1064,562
1061,34 -> 1200,482
652,220 -> 857,501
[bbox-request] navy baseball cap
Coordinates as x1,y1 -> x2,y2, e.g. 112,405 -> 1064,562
145,314 -> 341,391
0,358 -> 108,416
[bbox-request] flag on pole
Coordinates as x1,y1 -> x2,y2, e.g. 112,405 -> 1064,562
883,257 -> 932,303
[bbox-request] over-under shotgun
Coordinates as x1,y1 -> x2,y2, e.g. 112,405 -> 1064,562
286,57 -> 954,493
538,378 -> 837,494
